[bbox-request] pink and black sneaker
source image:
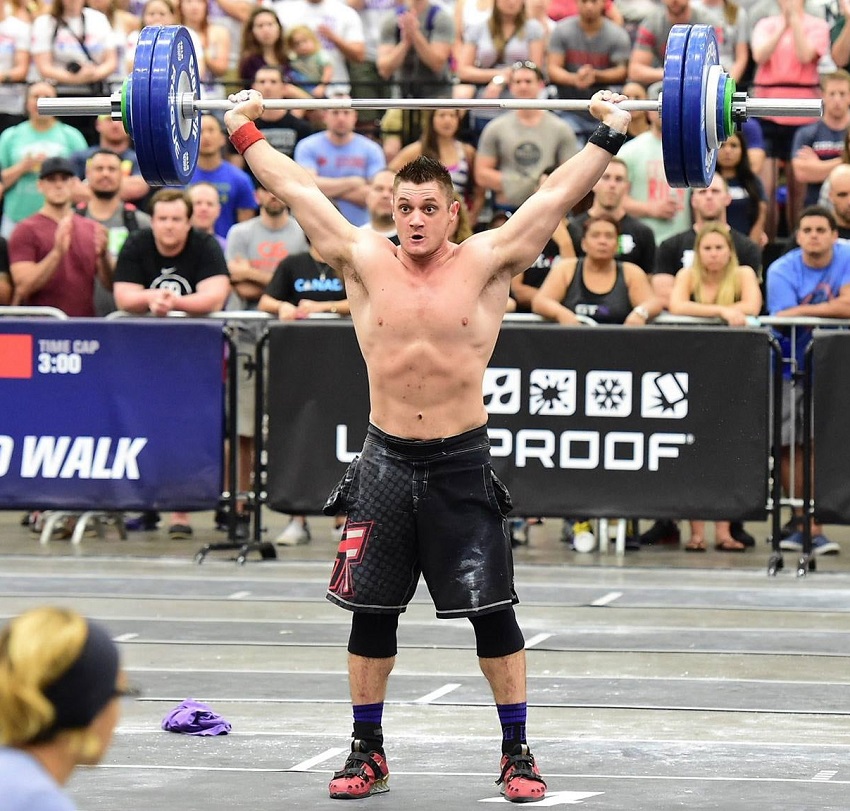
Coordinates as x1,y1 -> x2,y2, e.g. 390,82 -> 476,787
328,739 -> 390,799
496,744 -> 547,803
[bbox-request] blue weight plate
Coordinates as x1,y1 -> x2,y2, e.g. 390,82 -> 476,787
130,26 -> 164,187
682,24 -> 719,187
149,25 -> 200,186
661,24 -> 689,188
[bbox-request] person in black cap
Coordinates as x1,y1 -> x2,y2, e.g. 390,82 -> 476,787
8,155 -> 112,316
0,606 -> 135,811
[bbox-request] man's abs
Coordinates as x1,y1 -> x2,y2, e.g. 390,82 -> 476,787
365,345 -> 490,439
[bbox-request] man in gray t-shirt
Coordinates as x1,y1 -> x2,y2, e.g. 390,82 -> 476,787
376,0 -> 454,98
74,149 -> 152,316
628,0 -> 715,87
224,186 -> 309,537
475,64 -> 579,210
547,0 -> 631,141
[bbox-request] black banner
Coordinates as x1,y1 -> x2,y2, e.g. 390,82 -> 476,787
813,332 -> 850,522
266,322 -> 770,520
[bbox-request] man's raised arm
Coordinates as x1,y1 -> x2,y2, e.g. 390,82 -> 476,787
489,90 -> 632,277
224,91 -> 359,269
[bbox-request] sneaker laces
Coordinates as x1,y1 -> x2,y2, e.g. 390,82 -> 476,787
496,745 -> 546,788
333,748 -> 385,782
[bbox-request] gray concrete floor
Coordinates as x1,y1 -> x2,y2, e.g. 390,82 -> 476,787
2,510 -> 850,810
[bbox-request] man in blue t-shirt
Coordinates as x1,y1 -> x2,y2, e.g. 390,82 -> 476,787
767,205 -> 850,556
293,95 -> 386,226
791,71 -> 850,207
190,115 -> 258,240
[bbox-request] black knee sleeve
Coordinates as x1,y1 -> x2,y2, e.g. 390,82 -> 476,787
347,612 -> 400,658
469,607 -> 525,658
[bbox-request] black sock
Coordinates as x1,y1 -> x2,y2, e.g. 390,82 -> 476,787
497,702 -> 527,754
352,702 -> 384,754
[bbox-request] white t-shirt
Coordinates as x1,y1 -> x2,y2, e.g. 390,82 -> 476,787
271,0 -> 365,86
30,8 -> 115,92
0,14 -> 30,115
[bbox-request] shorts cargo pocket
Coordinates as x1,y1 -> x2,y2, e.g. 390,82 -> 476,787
485,468 -> 513,517
322,456 -> 360,516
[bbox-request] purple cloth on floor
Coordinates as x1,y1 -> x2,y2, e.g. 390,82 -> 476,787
161,699 -> 232,736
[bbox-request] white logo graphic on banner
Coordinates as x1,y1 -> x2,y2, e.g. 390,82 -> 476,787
585,371 -> 632,417
529,369 -> 576,415
483,367 -> 521,414
641,372 -> 689,418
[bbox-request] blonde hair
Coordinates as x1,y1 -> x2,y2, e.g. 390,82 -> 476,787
286,25 -> 320,53
0,608 -> 87,746
691,224 -> 741,306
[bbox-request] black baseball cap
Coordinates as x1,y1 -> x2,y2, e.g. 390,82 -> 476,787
39,156 -> 76,179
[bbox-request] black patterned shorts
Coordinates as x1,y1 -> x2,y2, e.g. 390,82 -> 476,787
324,423 -> 518,619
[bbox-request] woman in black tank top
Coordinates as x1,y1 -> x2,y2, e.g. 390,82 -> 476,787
530,214 -> 660,325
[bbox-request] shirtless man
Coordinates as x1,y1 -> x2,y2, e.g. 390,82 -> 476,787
224,88 -> 631,803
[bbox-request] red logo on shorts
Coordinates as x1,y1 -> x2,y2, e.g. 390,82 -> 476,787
329,521 -> 373,598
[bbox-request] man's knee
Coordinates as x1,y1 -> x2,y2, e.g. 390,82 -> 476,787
469,607 -> 525,658
348,612 -> 400,658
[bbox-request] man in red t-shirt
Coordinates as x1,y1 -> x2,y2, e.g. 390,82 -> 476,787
9,156 -> 111,316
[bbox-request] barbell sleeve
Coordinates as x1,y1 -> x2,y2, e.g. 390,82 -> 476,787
38,97 -> 116,116
739,97 -> 824,118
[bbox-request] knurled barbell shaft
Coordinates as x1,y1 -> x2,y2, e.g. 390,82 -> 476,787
35,93 -> 825,119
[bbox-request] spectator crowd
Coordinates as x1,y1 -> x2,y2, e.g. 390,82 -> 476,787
2,0 -> 850,553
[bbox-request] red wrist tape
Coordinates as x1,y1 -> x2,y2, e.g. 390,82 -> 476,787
230,122 -> 266,155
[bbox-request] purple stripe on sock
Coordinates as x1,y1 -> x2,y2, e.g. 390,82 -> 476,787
353,702 -> 384,725
497,702 -> 527,726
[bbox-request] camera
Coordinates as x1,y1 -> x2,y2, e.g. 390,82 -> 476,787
66,61 -> 81,74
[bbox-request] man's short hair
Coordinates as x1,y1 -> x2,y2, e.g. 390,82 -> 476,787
150,188 -> 193,219
798,205 -> 837,231
510,60 -> 544,81
252,65 -> 285,83
88,148 -> 122,164
394,156 -> 454,202
608,157 -> 629,176
821,69 -> 850,90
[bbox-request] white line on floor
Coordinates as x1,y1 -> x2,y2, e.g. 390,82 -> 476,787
415,683 -> 462,703
289,748 -> 347,771
479,790 -> 603,804
228,591 -> 252,600
525,633 -> 553,649
93,764 -> 850,785
113,633 -> 138,642
813,770 -> 838,781
590,592 -> 623,606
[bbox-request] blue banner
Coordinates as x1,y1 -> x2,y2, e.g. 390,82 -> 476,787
0,319 -> 224,510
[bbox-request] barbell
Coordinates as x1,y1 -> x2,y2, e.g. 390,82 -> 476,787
37,23 -> 822,189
